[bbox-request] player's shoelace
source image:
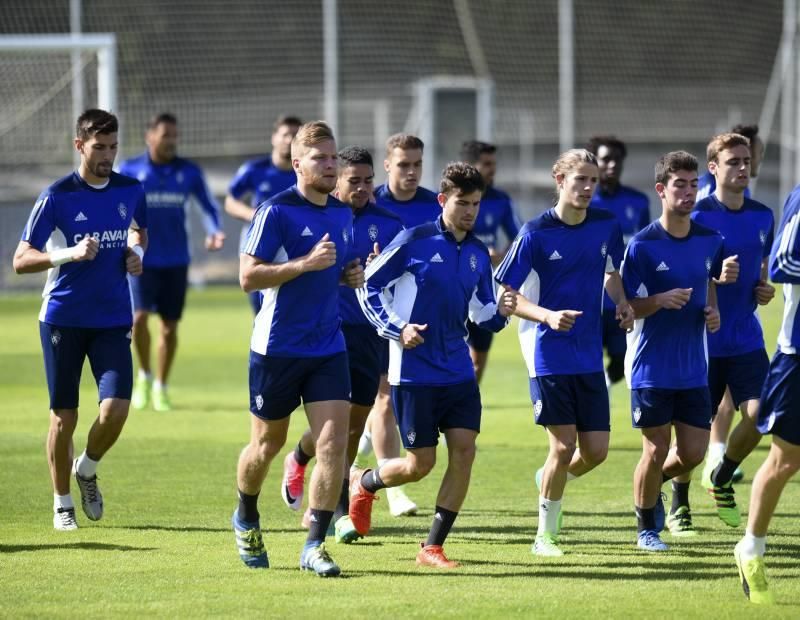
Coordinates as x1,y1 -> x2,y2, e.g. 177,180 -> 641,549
80,476 -> 100,503
237,526 -> 265,554
671,508 -> 694,531
55,507 -> 77,527
709,484 -> 736,507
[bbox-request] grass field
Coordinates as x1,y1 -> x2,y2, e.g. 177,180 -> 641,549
1,286 -> 798,618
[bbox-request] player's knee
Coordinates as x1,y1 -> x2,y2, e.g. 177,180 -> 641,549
551,440 -> 577,467
315,432 -> 347,465
449,442 -> 477,468
407,454 -> 436,480
582,444 -> 608,466
644,438 -> 669,464
677,445 -> 705,468
606,355 -> 625,383
161,321 -> 178,341
133,311 -> 149,330
252,436 -> 285,463
50,410 -> 78,434
101,399 -> 130,422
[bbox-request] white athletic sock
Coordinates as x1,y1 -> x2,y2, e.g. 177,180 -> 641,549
76,451 -> 99,479
708,442 -> 726,462
138,369 -> 152,381
537,495 -> 562,537
54,494 -> 74,510
153,380 -> 166,391
357,431 -> 373,457
739,530 -> 767,560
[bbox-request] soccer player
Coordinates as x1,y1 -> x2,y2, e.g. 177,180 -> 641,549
119,113 -> 225,412
278,146 -> 404,544
231,121 -> 364,577
697,124 -> 762,201
734,183 -> 800,605
349,162 -> 516,568
622,151 -> 727,552
12,109 -> 147,530
673,133 -> 774,536
586,136 -> 650,392
225,115 -> 303,314
460,140 -> 522,383
495,149 -> 634,557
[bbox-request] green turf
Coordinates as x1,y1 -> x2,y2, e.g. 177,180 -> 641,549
1,287 -> 798,618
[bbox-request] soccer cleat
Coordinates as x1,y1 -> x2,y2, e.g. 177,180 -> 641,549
387,486 -> 418,517
281,452 -> 306,511
534,467 -> 563,534
131,374 -> 151,410
300,543 -> 341,577
654,492 -> 666,533
232,510 -> 269,569
416,543 -> 460,568
152,385 -> 172,412
334,515 -> 361,544
53,507 -> 78,531
734,540 -> 774,605
731,466 -> 745,483
666,506 -> 697,537
531,533 -> 564,557
637,529 -> 668,552
72,458 -> 103,521
348,468 -> 378,536
707,482 -> 741,527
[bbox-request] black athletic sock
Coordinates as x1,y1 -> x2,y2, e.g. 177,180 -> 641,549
237,489 -> 260,523
711,454 -> 741,487
360,468 -> 387,494
294,443 -> 312,466
671,481 -> 690,513
425,506 -> 458,547
635,505 -> 656,532
305,509 -> 334,546
334,477 -> 350,521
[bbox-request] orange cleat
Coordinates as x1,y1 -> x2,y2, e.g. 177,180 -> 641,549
348,468 -> 378,536
416,543 -> 460,568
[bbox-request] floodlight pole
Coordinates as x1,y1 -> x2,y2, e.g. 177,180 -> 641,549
70,0 -> 83,166
558,0 -> 575,152
780,0 -> 797,204
323,0 -> 340,134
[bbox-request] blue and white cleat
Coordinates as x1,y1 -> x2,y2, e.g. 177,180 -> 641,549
300,543 -> 341,577
232,510 -> 268,568
637,529 -> 668,552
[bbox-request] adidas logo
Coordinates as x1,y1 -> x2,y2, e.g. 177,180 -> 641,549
548,250 -> 562,261
74,211 -> 88,222
430,253 -> 444,263
656,261 -> 670,272
301,226 -> 313,237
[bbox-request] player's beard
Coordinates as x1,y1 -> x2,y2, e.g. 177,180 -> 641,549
309,174 -> 337,195
90,160 -> 113,178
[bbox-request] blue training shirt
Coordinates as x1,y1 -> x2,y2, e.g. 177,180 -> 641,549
769,184 -> 800,354
244,186 -> 353,357
118,153 -> 221,268
691,194 -> 774,357
21,171 -> 148,328
471,185 -> 522,250
358,216 -> 507,385
494,208 -> 624,377
374,183 -> 441,229
697,171 -> 751,201
339,203 -> 404,327
622,220 -> 724,389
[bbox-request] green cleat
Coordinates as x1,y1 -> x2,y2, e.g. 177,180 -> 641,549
131,374 -> 151,410
707,482 -> 741,527
152,385 -> 172,412
532,533 -> 563,557
734,541 -> 774,605
535,467 -> 563,535
731,466 -> 745,483
666,506 -> 697,537
334,515 -> 361,544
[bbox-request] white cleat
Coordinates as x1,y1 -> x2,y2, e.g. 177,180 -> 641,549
73,458 -> 104,521
53,507 -> 78,531
387,486 -> 418,517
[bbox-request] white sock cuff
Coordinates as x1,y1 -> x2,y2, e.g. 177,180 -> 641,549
77,451 -> 99,478
54,493 -> 74,510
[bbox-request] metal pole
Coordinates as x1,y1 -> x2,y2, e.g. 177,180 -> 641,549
780,0 -> 797,205
322,0 -> 340,135
558,0 -> 575,152
70,0 -> 83,166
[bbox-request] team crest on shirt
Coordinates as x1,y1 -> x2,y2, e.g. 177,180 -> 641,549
534,399 -> 543,419
485,214 -> 494,227
176,171 -> 184,185
118,203 -> 127,219
258,181 -> 272,194
625,206 -> 635,220
368,224 -> 379,242
469,253 -> 478,271
342,228 -> 349,243
407,430 -> 416,445
50,330 -> 61,346
600,242 -> 608,257
136,171 -> 147,182
759,230 -> 767,246
255,394 -> 264,411
633,407 -> 642,423
705,257 -> 712,273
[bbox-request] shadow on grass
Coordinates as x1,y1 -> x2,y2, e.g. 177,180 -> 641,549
105,524 -> 301,534
1,542 -> 156,553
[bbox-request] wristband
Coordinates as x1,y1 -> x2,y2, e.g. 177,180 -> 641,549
131,245 -> 144,259
50,247 -> 75,266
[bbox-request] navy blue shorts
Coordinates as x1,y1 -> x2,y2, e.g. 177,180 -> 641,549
758,351 -> 800,446
631,387 -> 712,430
601,307 -> 627,357
130,266 -> 189,321
343,324 -> 385,407
40,322 -> 133,409
529,372 -> 610,432
248,351 -> 351,420
466,320 -> 494,353
708,348 -> 770,412
391,381 -> 482,449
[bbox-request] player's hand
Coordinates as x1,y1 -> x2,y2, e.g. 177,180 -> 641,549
341,258 -> 365,288
755,280 -> 775,305
704,305 -> 720,333
205,231 -> 225,251
657,288 -> 692,310
498,285 -> 517,317
615,301 -> 635,332
544,309 -> 582,332
715,255 -> 739,284
400,323 -> 427,349
124,246 -> 143,276
366,242 -> 380,266
73,235 -> 99,262
303,233 -> 337,271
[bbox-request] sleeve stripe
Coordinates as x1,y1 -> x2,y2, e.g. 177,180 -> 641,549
243,206 -> 270,255
775,213 -> 800,276
493,235 -> 523,282
22,199 -> 47,242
